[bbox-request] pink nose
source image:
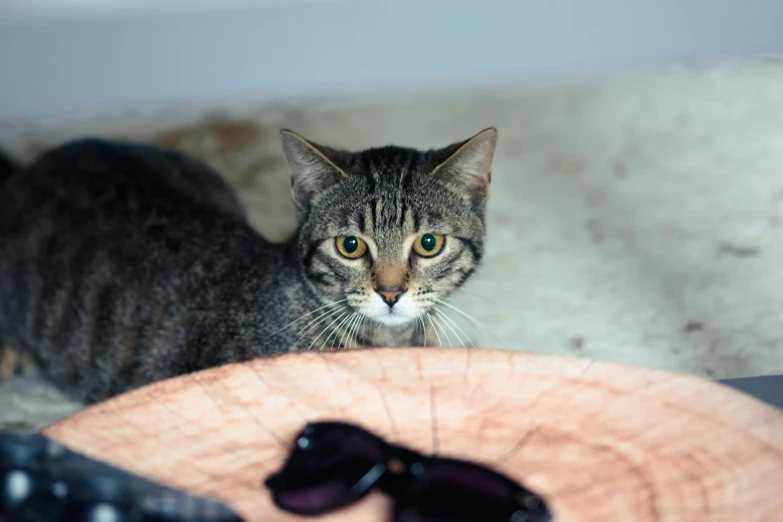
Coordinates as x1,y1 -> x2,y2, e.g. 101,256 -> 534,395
377,288 -> 403,307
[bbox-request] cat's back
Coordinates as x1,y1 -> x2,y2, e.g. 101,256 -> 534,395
0,138 -> 291,402
1,137 -> 246,221
0,137 -> 261,287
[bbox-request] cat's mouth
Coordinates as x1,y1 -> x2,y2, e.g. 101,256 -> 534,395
358,292 -> 428,328
369,308 -> 420,327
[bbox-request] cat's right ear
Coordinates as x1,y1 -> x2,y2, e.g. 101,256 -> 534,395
280,129 -> 348,210
431,128 -> 498,209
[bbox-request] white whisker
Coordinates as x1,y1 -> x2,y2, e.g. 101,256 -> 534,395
430,313 -> 453,347
419,316 -> 427,347
435,299 -> 493,331
349,315 -> 366,348
433,309 -> 467,348
308,311 -> 348,352
434,308 -> 474,348
338,312 -> 360,349
292,306 -> 348,348
450,289 -> 505,310
356,315 -> 368,347
271,298 -> 349,337
426,313 -> 444,347
435,299 -> 507,348
350,313 -> 365,348
323,312 -> 355,351
294,304 -> 347,338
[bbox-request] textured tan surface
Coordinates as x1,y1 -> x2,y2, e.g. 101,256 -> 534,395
45,348 -> 783,522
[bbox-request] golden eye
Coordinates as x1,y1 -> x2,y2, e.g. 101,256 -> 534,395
335,235 -> 368,259
412,233 -> 445,257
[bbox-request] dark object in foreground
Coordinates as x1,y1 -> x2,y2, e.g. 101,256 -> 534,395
266,420 -> 551,522
0,430 -> 243,522
719,374 -> 783,410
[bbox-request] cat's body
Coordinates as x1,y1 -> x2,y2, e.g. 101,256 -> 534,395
0,129 -> 496,404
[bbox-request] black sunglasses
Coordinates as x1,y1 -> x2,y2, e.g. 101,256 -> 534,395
264,421 -> 552,522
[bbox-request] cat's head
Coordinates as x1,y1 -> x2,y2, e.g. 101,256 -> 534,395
281,128 -> 497,328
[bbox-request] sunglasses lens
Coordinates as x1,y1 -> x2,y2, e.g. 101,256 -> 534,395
395,460 -> 551,522
267,423 -> 385,514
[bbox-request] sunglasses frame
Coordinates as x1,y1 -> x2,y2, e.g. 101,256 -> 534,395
264,421 -> 550,521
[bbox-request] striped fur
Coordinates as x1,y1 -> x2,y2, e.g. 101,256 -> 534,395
0,129 -> 496,403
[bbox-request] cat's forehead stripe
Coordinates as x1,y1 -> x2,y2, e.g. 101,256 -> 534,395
411,207 -> 420,232
356,208 -> 365,233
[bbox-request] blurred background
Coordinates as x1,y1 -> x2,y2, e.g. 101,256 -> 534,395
2,0 -> 783,427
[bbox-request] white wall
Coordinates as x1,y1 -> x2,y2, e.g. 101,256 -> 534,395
2,0 -> 783,121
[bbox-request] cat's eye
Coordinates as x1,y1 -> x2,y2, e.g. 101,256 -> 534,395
335,235 -> 368,259
412,233 -> 445,257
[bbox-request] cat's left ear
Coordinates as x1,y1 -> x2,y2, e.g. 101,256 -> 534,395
432,127 -> 498,207
280,129 -> 349,211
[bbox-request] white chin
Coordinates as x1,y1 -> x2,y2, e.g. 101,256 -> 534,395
370,311 -> 417,327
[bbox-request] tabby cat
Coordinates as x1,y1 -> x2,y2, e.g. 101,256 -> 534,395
0,127 -> 497,404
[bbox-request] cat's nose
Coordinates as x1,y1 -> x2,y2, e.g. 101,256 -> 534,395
377,287 -> 404,307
